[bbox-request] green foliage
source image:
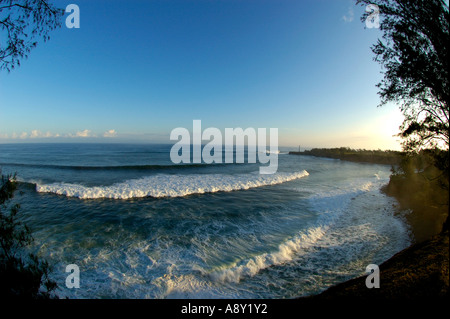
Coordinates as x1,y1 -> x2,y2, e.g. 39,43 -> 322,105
291,147 -> 404,165
0,173 -> 57,298
392,148 -> 449,184
355,0 -> 449,234
292,146 -> 449,235
356,0 -> 449,152
0,0 -> 64,71
1,0 -> 62,298
387,149 -> 449,235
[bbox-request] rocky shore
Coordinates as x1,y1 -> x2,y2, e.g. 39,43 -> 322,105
303,230 -> 448,300
293,149 -> 449,301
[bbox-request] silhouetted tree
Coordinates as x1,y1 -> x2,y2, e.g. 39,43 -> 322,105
357,0 -> 449,152
0,173 -> 57,298
1,0 -> 62,297
0,0 -> 64,71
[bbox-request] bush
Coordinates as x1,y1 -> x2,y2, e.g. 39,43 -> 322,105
0,173 -> 57,298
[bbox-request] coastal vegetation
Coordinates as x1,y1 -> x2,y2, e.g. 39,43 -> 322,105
1,0 -> 63,298
292,146 -> 449,299
385,149 -> 449,241
290,147 -> 449,240
295,0 -> 450,300
357,0 -> 449,154
0,173 -> 57,298
0,0 -> 448,300
289,147 -> 404,165
301,0 -> 449,299
355,0 -> 449,239
0,0 -> 63,71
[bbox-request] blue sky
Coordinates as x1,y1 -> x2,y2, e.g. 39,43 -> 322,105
0,0 -> 404,149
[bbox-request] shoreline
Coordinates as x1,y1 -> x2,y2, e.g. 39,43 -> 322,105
302,230 -> 449,300
297,193 -> 449,300
290,148 -> 447,242
294,151 -> 449,300
289,148 -> 403,166
381,184 -> 448,244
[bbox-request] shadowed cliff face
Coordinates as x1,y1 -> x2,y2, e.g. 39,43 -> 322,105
383,176 -> 448,243
383,152 -> 449,243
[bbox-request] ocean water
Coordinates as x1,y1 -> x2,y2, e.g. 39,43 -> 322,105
0,143 -> 411,299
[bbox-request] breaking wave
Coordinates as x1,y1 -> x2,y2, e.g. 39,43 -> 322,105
35,170 -> 309,199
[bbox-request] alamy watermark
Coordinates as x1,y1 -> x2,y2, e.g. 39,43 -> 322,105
365,264 -> 380,288
65,4 -> 80,29
170,120 -> 279,174
63,4 -> 380,30
65,264 -> 80,289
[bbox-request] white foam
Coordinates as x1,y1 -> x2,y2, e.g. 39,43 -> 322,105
35,170 -> 309,199
40,167 -> 411,299
209,225 -> 328,283
206,175 -> 410,285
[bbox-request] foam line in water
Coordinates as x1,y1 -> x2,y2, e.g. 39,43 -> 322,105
35,170 -> 309,199
207,177 -> 411,286
208,226 -> 327,283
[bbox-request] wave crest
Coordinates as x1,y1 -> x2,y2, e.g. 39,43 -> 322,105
209,226 -> 326,283
35,170 -> 309,200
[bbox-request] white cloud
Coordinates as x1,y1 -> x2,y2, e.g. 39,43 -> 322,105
9,132 -> 28,139
74,129 -> 94,138
30,130 -> 41,138
1,129 -> 119,140
342,7 -> 354,22
31,130 -> 50,138
103,129 -> 117,138
29,130 -> 59,138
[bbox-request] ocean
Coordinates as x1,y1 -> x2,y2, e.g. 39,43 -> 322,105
0,143 -> 411,299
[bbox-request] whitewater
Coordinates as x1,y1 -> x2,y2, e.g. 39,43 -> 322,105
35,171 -> 309,199
0,143 -> 411,299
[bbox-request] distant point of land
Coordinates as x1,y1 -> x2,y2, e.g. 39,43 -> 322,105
289,147 -> 404,165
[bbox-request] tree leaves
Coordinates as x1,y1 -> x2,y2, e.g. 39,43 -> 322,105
0,0 -> 64,71
357,0 -> 449,152
0,173 -> 58,298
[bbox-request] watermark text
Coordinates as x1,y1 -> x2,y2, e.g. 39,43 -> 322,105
170,120 -> 278,174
